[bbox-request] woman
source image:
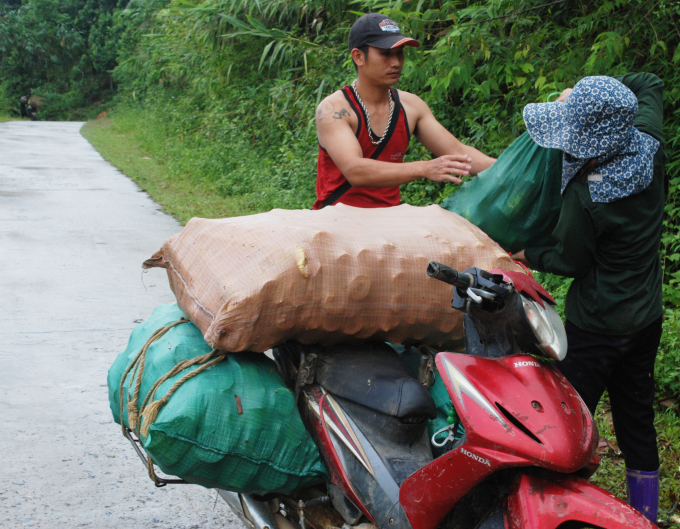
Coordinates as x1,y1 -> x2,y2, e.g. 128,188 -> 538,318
512,73 -> 666,524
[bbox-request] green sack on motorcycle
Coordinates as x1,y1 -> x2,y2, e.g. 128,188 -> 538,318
107,303 -> 329,494
441,132 -> 563,253
398,347 -> 463,458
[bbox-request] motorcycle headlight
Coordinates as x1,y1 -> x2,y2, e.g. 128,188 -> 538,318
521,296 -> 568,361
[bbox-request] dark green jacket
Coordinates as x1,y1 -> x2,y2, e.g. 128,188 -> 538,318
525,73 -> 666,335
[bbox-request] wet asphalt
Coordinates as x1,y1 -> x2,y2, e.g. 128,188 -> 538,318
0,121 -> 242,528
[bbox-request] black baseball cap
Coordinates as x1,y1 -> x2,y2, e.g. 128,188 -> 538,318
348,13 -> 420,51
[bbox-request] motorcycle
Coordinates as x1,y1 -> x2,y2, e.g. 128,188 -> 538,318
130,263 -> 656,528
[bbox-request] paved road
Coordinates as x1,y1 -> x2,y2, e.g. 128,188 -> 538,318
0,121 -> 241,529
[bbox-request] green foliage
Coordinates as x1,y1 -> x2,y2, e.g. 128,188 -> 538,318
0,112 -> 18,122
102,67 -> 321,214
662,151 -> 680,306
108,0 -> 680,300
0,0 -> 126,119
658,309 -> 680,397
532,271 -> 572,319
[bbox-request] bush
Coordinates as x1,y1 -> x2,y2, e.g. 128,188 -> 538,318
657,310 -> 680,397
0,0 -> 126,121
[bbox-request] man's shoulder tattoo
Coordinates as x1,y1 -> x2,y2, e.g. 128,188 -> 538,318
316,99 -> 351,124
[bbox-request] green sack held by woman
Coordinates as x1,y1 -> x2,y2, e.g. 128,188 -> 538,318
441,132 -> 562,253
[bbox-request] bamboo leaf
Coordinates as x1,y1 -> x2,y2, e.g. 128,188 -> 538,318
259,40 -> 275,69
219,15 -> 251,32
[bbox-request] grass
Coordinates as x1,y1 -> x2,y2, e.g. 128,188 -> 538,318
81,115 -> 256,224
80,86 -> 320,223
0,113 -> 22,122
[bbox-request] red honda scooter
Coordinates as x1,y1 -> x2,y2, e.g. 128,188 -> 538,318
218,263 -> 655,529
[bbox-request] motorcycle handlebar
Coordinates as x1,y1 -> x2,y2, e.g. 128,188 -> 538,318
427,261 -> 472,289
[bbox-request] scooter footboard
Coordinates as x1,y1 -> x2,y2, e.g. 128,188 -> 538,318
506,473 -> 655,529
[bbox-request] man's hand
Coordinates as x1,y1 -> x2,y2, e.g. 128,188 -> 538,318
421,154 -> 472,184
555,88 -> 573,103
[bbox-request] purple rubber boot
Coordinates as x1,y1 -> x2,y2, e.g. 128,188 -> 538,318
626,468 -> 659,524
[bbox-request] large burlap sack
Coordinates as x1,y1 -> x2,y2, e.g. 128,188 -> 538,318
108,303 -> 328,494
144,204 -> 522,352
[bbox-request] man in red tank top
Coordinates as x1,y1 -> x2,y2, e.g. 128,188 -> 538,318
313,13 -> 497,210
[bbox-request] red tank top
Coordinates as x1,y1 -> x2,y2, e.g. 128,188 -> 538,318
313,85 -> 411,209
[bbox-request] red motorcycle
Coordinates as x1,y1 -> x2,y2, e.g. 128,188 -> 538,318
215,263 -> 655,529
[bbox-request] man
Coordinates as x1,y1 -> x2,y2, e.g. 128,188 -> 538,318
513,73 -> 666,524
313,13 -> 496,210
20,96 -> 28,118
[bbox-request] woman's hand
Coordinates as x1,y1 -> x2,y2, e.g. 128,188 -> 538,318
511,250 -> 531,266
555,88 -> 573,103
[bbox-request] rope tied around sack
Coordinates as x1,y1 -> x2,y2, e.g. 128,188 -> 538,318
137,350 -> 228,488
119,318 -> 189,436
138,348 -> 227,437
147,452 -> 161,486
119,317 -> 228,443
118,316 -> 229,486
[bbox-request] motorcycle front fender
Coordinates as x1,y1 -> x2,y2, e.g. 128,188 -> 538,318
506,472 -> 656,529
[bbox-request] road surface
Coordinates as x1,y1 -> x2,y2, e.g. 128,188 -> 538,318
0,121 -> 242,529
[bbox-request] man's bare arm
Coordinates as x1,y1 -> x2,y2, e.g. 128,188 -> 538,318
316,95 -> 473,187
404,93 -> 496,174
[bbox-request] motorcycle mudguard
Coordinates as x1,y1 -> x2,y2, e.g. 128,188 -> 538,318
506,473 -> 656,529
488,268 -> 555,307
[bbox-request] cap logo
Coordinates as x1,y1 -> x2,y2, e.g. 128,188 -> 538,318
379,19 -> 400,32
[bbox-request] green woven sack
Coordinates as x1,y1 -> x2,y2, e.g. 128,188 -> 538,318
441,132 -> 563,253
108,303 -> 328,494
397,347 -> 463,458
425,366 -> 464,458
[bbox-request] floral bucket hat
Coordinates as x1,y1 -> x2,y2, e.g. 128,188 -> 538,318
523,76 -> 660,203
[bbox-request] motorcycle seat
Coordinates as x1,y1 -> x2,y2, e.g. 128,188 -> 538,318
314,342 -> 437,421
